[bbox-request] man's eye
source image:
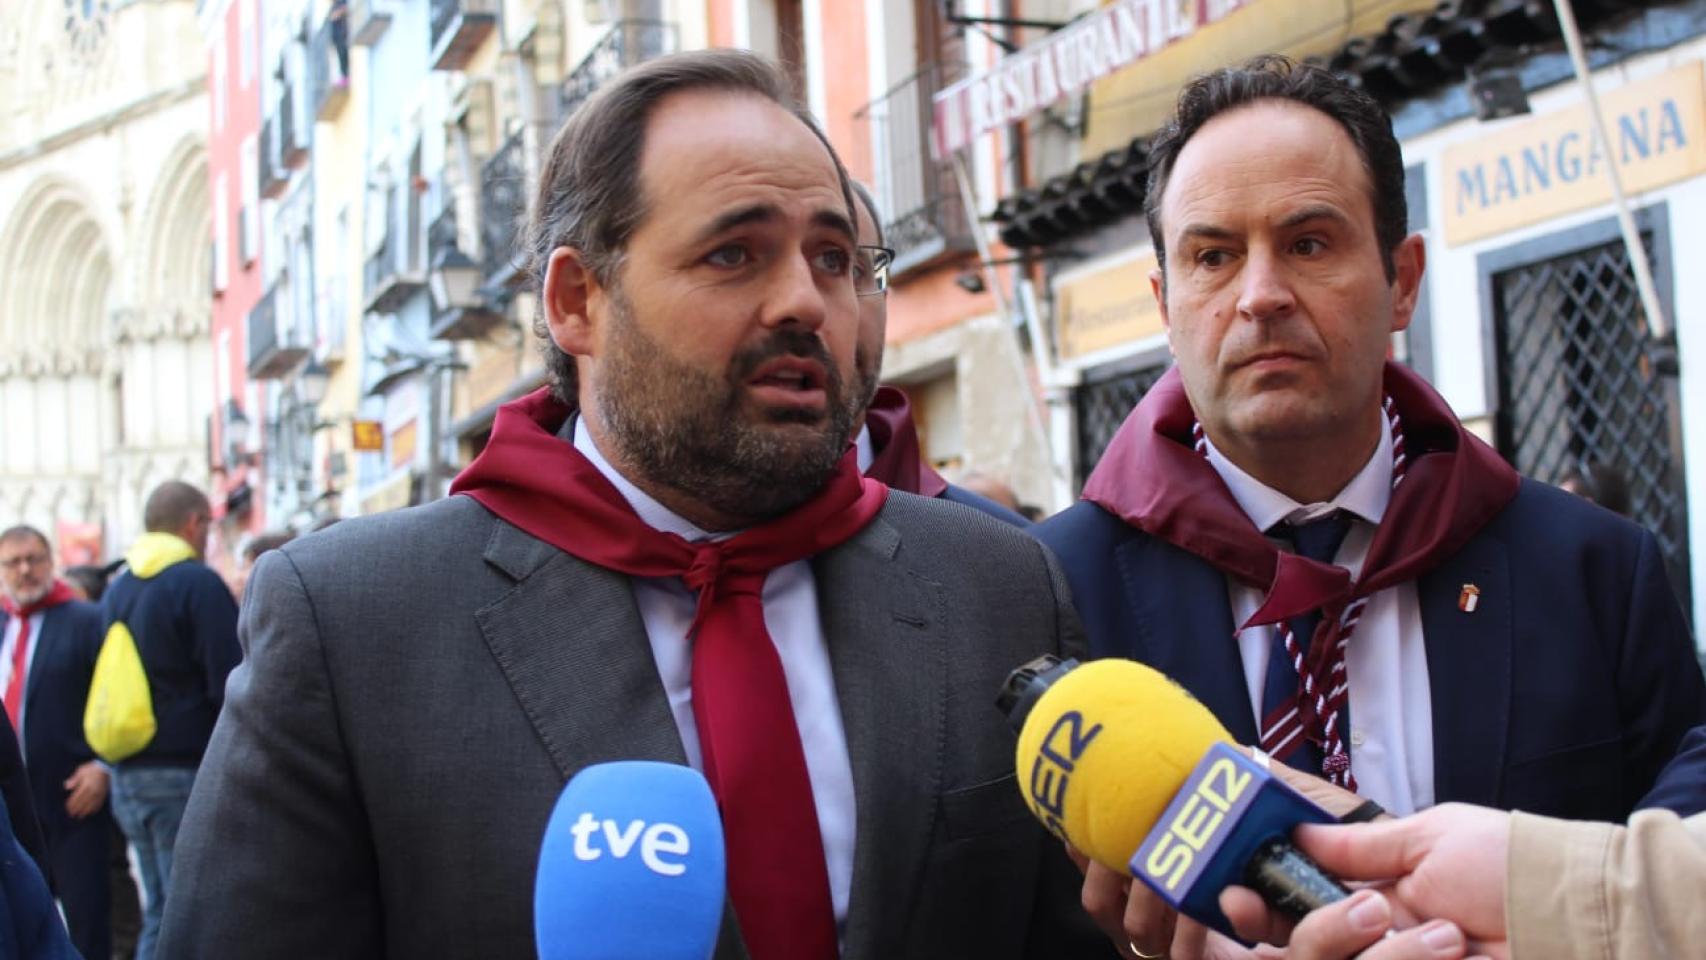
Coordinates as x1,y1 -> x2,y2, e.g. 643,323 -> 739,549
1293,237 -> 1324,256
814,247 -> 852,275
1197,249 -> 1229,268
705,245 -> 749,268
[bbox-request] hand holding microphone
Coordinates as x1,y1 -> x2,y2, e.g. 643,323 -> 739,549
534,761 -> 726,960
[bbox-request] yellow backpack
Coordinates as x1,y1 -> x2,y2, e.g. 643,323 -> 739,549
84,619 -> 156,763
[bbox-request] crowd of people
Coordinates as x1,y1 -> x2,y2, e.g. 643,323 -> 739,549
0,48 -> 1701,959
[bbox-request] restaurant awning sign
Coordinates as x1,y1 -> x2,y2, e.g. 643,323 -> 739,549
932,0 -> 1251,156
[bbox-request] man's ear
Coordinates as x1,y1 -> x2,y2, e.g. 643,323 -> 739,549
1389,234 -> 1426,334
1151,265 -> 1178,356
543,247 -> 601,357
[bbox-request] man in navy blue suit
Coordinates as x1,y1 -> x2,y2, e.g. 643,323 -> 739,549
0,526 -> 110,960
1035,57 -> 1705,960
849,181 -> 1030,528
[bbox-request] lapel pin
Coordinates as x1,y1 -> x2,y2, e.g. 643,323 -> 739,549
1458,584 -> 1481,613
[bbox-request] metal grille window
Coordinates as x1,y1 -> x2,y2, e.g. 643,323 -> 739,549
1491,232 -> 1690,606
1075,361 -> 1170,488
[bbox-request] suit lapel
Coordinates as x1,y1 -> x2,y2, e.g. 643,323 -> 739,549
21,609 -> 47,720
1418,537 -> 1512,806
1115,536 -> 1259,743
474,518 -> 751,959
474,518 -> 687,777
816,515 -> 945,959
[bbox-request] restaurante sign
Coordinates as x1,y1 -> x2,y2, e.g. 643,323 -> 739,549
932,0 -> 1250,156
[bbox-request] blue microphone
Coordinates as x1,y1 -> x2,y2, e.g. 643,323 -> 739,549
534,761 -> 726,960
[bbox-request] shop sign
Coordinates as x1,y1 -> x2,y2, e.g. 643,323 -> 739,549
352,420 -> 384,452
1054,249 -> 1165,360
1442,62 -> 1706,245
932,0 -> 1250,156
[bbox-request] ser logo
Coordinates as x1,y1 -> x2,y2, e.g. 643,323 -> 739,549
1142,757 -> 1252,891
568,813 -> 692,876
1027,710 -> 1102,840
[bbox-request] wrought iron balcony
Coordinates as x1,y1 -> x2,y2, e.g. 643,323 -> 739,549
479,126 -> 526,287
248,282 -> 312,379
365,220 -> 425,315
310,13 -> 349,122
853,62 -> 976,274
349,0 -> 393,47
259,117 -> 288,200
558,20 -> 678,122
280,80 -> 309,170
431,0 -> 498,72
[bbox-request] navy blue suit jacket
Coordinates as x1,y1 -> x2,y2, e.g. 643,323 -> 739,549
941,485 -> 1031,528
1035,479 -> 1706,821
3,602 -> 104,837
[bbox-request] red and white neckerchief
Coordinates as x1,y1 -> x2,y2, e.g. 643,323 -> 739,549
1192,395 -> 1408,790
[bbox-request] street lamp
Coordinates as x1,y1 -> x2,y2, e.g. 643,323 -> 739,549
298,358 -> 331,407
428,245 -> 505,340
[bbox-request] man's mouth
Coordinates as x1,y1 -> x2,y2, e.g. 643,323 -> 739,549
747,358 -> 829,410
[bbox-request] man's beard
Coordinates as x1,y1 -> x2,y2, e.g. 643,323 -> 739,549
4,579 -> 49,609
595,285 -> 860,524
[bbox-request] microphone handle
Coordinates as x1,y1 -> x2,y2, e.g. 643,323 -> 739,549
1242,837 -> 1352,920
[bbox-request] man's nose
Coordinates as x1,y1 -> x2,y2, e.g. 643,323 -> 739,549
1235,249 -> 1297,321
761,253 -> 839,332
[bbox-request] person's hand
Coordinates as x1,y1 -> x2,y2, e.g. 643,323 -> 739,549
1220,804 -> 1513,958
63,761 -> 109,819
1070,844 -> 1264,960
1223,887 -> 1477,960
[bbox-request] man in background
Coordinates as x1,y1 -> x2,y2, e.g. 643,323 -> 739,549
101,482 -> 239,960
0,525 -> 111,960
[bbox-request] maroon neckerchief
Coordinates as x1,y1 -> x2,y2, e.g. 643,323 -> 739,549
450,387 -> 887,960
1083,363 -> 1518,779
2,580 -> 77,729
1084,362 -> 1518,627
862,386 -> 949,497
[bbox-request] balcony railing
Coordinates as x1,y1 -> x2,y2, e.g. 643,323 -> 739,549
259,117 -> 288,200
558,20 -> 678,122
365,218 -> 425,315
479,127 -> 526,286
310,13 -> 349,122
248,282 -> 311,379
349,0 -> 393,47
280,79 -> 309,169
431,0 -> 498,72
853,62 -> 976,274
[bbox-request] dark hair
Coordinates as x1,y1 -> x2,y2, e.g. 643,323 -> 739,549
143,480 -> 211,534
62,565 -> 109,602
243,531 -> 296,563
850,181 -> 884,246
527,48 -> 855,404
0,525 -> 48,552
1145,55 -> 1407,283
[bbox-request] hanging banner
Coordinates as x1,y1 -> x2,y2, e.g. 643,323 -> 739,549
932,0 -> 1251,156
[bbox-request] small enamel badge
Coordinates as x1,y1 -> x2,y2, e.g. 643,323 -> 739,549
1458,584 -> 1481,613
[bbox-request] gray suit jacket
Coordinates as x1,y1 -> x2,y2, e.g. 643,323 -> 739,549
159,491 -> 1110,959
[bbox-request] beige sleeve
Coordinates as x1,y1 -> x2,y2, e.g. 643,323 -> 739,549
1507,808 -> 1706,960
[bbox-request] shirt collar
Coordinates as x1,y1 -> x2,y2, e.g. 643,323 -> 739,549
1202,420 -> 1393,534
572,416 -> 732,543
854,424 -> 875,474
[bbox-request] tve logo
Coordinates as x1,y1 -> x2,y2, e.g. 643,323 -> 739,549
569,813 -> 692,876
535,762 -> 726,960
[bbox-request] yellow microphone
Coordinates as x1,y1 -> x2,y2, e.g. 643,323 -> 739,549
998,656 -> 1349,937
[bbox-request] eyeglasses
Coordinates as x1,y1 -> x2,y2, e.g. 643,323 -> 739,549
0,554 -> 48,571
854,245 -> 894,297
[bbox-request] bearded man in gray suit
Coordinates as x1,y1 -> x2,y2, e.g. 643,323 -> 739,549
160,50 -> 1108,960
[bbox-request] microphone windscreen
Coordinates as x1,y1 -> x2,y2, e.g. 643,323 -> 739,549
535,761 -> 725,960
1015,658 -> 1232,869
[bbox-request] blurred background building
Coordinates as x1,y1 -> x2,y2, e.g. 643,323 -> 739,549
2,0 -> 1703,642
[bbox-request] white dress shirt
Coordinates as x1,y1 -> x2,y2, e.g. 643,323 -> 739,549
1203,425 -> 1436,814
0,611 -> 44,739
574,420 -> 857,937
